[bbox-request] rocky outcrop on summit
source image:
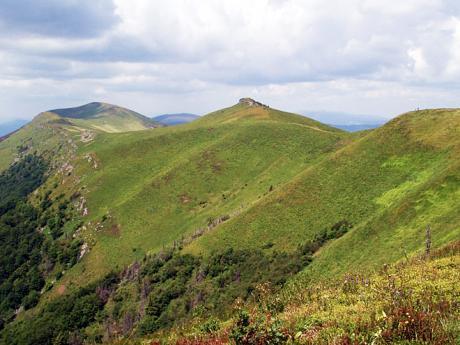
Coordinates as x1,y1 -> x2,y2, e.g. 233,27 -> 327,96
239,98 -> 269,108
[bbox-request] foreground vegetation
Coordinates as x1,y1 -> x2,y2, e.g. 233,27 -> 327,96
0,220 -> 351,344
142,242 -> 460,344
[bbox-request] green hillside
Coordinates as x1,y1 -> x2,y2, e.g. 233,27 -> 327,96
48,102 -> 160,133
0,102 -> 160,171
0,112 -> 69,171
55,99 -> 346,287
0,99 -> 459,344
186,108 -> 460,278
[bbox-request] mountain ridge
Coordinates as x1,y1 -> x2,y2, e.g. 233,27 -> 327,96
44,101 -> 161,133
0,100 -> 458,344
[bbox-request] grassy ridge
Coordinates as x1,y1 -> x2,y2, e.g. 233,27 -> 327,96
49,102 -> 159,133
64,103 -> 345,286
0,112 -> 69,171
186,109 -> 460,278
0,100 -> 459,343
14,103 -> 458,294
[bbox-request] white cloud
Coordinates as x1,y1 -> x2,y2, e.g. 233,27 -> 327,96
1,0 -> 460,123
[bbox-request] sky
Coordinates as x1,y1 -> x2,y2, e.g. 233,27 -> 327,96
1,0 -> 460,124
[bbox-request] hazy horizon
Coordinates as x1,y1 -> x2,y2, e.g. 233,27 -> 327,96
0,100 -> 395,127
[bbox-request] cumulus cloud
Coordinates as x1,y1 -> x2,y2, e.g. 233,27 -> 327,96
1,0 -> 460,123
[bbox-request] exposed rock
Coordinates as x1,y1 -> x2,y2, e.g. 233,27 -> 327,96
59,162 -> 74,175
81,130 -> 95,143
239,97 -> 269,108
85,153 -> 99,169
78,242 -> 89,260
76,196 -> 89,216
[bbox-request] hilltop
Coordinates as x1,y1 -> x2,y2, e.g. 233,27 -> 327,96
194,98 -> 341,132
0,102 -> 160,170
46,102 -> 160,133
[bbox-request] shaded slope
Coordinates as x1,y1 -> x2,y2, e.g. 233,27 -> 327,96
186,109 -> 460,278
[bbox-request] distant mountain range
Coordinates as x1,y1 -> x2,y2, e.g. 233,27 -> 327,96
0,119 -> 28,137
329,123 -> 383,132
302,110 -> 386,132
0,109 -> 385,135
152,113 -> 200,126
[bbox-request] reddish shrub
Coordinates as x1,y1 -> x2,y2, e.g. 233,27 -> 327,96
380,300 -> 455,344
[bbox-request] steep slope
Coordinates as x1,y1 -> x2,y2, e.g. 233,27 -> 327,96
51,99 -> 347,287
186,108 -> 460,279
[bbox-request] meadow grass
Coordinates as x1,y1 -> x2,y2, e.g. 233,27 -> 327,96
58,104 -> 346,288
186,109 -> 460,281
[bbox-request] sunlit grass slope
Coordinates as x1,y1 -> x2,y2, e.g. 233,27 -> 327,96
0,112 -> 68,171
48,102 -> 160,132
0,102 -> 159,171
65,101 -> 346,285
186,109 -> 460,278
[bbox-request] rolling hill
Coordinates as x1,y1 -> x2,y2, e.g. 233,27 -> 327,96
48,102 -> 161,132
0,102 -> 160,171
0,99 -> 459,344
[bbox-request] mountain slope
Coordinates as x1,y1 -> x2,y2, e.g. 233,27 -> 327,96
49,99 -> 347,287
185,108 -> 460,279
0,102 -> 160,171
0,100 -> 460,344
47,102 -> 160,133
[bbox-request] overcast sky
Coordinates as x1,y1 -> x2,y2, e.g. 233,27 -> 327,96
1,0 -> 460,124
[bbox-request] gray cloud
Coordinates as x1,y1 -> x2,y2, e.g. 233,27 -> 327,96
1,0 -> 460,123
0,0 -> 118,38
